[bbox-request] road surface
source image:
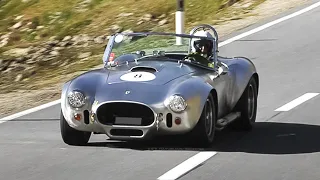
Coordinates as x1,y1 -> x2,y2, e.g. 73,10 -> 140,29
1,1 -> 320,179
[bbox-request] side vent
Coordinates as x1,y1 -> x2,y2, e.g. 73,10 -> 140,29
130,66 -> 157,73
84,110 -> 89,124
166,113 -> 172,128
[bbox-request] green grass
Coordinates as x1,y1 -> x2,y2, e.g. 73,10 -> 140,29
0,0 -> 39,20
0,0 -> 266,43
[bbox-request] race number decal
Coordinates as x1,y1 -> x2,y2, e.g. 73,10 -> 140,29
120,72 -> 156,82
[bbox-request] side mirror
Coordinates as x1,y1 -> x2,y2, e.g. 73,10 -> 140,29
218,65 -> 228,75
219,61 -> 229,74
221,69 -> 228,75
221,70 -> 228,75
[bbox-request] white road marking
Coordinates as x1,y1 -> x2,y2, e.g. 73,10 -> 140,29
275,93 -> 319,111
0,100 -> 60,123
218,1 -> 320,47
157,152 -> 217,180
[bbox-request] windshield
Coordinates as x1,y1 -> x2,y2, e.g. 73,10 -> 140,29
103,32 -> 217,64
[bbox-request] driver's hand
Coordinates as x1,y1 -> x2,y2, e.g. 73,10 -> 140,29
186,57 -> 196,61
184,54 -> 195,61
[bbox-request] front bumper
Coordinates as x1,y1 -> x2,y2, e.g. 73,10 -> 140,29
62,100 -> 200,140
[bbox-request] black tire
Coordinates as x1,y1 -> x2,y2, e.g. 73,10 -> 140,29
190,94 -> 216,147
232,77 -> 258,131
60,110 -> 91,146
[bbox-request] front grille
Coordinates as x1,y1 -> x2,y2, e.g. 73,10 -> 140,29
96,102 -> 155,126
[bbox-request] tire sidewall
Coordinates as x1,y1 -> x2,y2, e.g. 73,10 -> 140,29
197,94 -> 216,144
245,78 -> 258,126
238,77 -> 258,129
60,110 -> 91,145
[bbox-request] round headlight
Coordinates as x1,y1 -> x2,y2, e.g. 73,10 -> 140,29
168,95 -> 187,113
67,91 -> 86,108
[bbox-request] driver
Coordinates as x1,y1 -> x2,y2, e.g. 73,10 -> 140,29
185,31 -> 215,68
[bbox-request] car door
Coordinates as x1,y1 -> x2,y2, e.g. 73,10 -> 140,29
207,61 -> 232,118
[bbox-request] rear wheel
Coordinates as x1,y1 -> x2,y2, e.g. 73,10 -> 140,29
60,110 -> 91,146
232,77 -> 258,131
190,94 -> 216,147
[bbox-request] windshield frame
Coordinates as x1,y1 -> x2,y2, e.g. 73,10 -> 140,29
102,31 -> 218,69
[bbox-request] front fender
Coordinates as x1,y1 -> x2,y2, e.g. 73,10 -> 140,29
165,76 -> 214,128
60,69 -> 109,129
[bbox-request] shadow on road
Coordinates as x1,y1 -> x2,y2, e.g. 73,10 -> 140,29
85,122 -> 320,155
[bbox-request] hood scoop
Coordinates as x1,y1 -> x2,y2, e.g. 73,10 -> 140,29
106,61 -> 192,85
130,66 -> 157,73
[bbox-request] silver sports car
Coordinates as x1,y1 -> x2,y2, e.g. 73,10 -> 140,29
60,24 -> 259,147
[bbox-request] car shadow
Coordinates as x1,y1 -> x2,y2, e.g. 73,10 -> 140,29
85,122 -> 320,155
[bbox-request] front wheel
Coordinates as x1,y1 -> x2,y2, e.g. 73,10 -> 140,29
60,110 -> 91,146
190,94 -> 216,147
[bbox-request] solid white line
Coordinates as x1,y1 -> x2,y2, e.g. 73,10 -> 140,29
157,152 -> 217,180
218,1 -> 320,47
0,1 -> 319,125
275,93 -> 319,111
0,99 -> 61,123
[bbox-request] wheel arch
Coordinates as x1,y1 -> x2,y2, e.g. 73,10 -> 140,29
209,88 -> 218,120
252,72 -> 259,95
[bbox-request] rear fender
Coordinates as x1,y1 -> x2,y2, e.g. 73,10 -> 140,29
227,57 -> 259,108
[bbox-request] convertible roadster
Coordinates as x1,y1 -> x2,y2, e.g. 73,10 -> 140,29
60,24 -> 259,147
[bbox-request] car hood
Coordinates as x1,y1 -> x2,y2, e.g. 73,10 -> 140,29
106,60 -> 195,85
67,60 -> 198,105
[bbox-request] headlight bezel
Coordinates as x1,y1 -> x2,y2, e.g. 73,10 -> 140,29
67,90 -> 87,108
166,94 -> 188,113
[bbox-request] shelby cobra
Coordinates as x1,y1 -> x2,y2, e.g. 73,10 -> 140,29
60,24 -> 259,147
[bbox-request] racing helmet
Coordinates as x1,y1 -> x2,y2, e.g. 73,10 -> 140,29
191,31 -> 214,58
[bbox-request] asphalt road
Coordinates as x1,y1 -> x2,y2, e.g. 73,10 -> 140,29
1,1 -> 320,179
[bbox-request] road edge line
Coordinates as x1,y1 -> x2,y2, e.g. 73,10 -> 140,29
218,1 -> 320,47
0,99 -> 61,123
